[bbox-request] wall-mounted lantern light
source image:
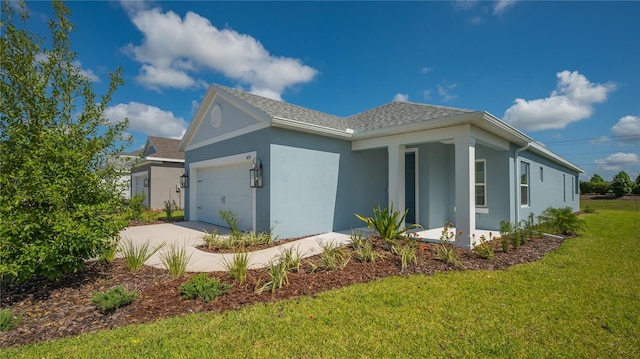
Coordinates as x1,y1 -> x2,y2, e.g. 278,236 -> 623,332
249,157 -> 263,188
143,178 -> 149,187
180,172 -> 189,188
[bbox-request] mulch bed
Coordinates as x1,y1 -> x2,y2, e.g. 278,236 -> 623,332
0,236 -> 562,348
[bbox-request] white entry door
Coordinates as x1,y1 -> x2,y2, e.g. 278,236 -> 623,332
195,162 -> 253,231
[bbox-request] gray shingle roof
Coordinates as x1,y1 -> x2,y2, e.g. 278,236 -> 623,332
346,102 -> 476,132
216,85 -> 349,131
147,136 -> 184,160
215,84 -> 476,133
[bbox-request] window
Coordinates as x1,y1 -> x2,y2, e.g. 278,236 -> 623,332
520,162 -> 529,206
539,167 -> 544,182
475,160 -> 486,206
563,174 -> 566,202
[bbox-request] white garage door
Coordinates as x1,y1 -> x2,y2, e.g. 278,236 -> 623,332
195,162 -> 253,231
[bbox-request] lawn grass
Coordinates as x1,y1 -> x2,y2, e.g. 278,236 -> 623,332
158,210 -> 184,221
582,198 -> 639,212
2,210 -> 639,358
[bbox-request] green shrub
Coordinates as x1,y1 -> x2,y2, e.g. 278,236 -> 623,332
499,220 -> 513,253
119,237 -> 165,272
538,207 -> 585,236
221,251 -> 252,284
611,171 -> 633,197
319,241 -> 351,270
582,206 -> 596,214
99,237 -> 120,263
179,273 -> 232,302
435,223 -> 464,268
355,204 -> 422,249
219,210 -> 241,240
163,199 -> 178,219
159,242 -> 192,276
0,309 -> 21,331
91,286 -> 136,314
473,234 -> 495,260
141,209 -> 162,223
128,194 -> 147,221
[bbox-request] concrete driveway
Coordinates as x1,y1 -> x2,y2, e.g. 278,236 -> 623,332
118,221 -> 353,272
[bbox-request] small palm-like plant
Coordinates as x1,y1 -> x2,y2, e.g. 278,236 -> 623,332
355,204 -> 422,252
538,207 -> 585,236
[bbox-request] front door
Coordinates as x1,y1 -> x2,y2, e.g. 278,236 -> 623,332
405,151 -> 416,225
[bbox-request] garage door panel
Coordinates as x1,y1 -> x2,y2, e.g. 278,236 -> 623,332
195,162 -> 253,231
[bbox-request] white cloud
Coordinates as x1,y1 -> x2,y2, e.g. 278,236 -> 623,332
105,102 -> 188,139
393,93 -> 409,102
423,89 -> 432,100
594,152 -> 639,172
452,0 -> 478,11
421,67 -> 433,74
438,84 -> 458,102
611,115 -> 640,144
493,0 -> 518,16
470,16 -> 482,25
190,100 -> 200,115
503,70 -> 616,132
72,60 -> 100,83
121,6 -> 317,100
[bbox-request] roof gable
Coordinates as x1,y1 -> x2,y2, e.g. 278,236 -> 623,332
145,136 -> 184,160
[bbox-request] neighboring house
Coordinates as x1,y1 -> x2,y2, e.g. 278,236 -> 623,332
131,136 -> 185,210
111,150 -> 142,199
178,84 -> 583,248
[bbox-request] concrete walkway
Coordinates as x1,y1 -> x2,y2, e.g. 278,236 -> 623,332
119,222 -> 353,272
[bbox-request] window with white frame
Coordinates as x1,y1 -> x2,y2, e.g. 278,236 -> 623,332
520,162 -> 530,206
475,160 -> 486,206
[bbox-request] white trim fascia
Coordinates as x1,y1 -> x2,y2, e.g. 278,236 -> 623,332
479,112 -> 532,145
185,121 -> 270,151
145,157 -> 185,163
470,126 -> 510,151
528,142 -> 584,173
353,124 -> 470,151
131,171 -> 148,178
271,116 -> 353,139
351,112 -> 482,142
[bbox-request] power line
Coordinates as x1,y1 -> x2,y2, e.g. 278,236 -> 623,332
540,134 -> 639,145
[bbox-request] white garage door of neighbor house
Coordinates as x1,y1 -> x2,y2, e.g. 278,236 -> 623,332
133,175 -> 148,207
196,162 -> 253,231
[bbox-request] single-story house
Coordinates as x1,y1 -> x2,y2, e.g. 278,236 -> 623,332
110,150 -> 141,199
131,136 -> 185,210
178,84 -> 583,248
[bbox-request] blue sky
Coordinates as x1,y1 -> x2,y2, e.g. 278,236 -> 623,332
17,0 -> 640,181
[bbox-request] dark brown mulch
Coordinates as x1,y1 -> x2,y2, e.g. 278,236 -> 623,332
196,235 -> 317,254
0,236 -> 562,348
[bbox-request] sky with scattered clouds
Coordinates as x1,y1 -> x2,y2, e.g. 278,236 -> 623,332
15,0 -> 640,181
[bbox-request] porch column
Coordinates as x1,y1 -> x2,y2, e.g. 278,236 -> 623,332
454,136 -> 476,249
387,144 -> 405,215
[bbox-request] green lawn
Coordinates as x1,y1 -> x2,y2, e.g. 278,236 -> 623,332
2,210 -> 639,358
582,198 -> 639,212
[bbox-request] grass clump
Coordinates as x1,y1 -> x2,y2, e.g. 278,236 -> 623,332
318,241 -> 351,270
256,260 -> 289,294
91,286 -> 136,314
277,246 -> 303,273
179,274 -> 232,302
119,237 -> 165,272
399,239 -> 418,270
159,242 -> 192,276
353,237 -> 385,263
221,251 -> 252,284
0,309 -> 21,331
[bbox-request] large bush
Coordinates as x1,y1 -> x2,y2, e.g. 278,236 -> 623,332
0,1 -> 129,282
611,171 -> 633,197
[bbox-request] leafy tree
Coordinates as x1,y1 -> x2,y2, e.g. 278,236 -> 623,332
611,171 -> 633,197
579,180 -> 593,195
590,174 -> 605,183
633,174 -> 640,195
0,0 -> 130,282
591,181 -> 610,195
